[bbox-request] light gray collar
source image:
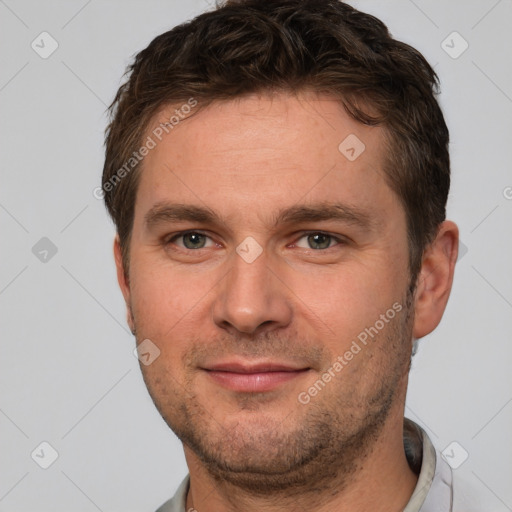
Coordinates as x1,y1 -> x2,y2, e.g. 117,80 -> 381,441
403,418 -> 453,512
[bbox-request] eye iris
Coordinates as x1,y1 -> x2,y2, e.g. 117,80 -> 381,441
183,233 -> 206,249
308,233 -> 331,250
181,233 -> 333,250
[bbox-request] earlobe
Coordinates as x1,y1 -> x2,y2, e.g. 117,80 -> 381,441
412,221 -> 459,339
113,236 -> 135,333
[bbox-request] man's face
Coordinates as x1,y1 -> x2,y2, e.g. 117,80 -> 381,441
119,92 -> 415,491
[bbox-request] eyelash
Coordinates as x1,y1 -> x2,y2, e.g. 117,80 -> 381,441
164,230 -> 347,252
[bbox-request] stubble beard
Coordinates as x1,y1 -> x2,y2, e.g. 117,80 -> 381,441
137,293 -> 414,497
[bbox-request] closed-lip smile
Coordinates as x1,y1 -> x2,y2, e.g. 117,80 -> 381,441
202,360 -> 311,392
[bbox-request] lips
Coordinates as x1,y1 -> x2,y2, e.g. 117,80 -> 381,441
202,361 -> 310,392
207,362 -> 305,373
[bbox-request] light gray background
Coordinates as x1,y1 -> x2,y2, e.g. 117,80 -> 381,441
1,0 -> 511,510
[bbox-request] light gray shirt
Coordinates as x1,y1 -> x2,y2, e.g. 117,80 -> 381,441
155,419 -> 476,512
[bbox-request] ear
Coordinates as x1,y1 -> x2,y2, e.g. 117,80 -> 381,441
412,221 -> 459,339
114,236 -> 135,334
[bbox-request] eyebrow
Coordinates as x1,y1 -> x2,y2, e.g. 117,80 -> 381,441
144,201 -> 374,231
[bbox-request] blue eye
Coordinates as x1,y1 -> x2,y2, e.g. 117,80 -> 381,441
295,232 -> 342,250
164,230 -> 345,253
170,232 -> 213,250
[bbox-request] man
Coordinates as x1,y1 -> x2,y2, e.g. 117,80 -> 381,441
101,1 -> 470,510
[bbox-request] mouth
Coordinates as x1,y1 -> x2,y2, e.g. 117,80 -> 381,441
202,361 -> 311,392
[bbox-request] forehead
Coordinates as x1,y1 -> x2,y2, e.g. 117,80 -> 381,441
135,92 -> 396,226
147,91 -> 383,164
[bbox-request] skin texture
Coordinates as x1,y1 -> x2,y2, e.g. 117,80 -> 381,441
114,92 -> 459,512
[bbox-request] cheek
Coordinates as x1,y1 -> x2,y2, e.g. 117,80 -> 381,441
129,258 -> 210,341
130,266 -> 202,392
289,260 -> 404,345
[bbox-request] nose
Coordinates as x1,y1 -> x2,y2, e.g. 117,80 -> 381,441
212,248 -> 293,336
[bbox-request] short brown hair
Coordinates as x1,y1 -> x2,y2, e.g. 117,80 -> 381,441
102,0 -> 449,282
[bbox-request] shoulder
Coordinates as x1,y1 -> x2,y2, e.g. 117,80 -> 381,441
452,471 -> 487,512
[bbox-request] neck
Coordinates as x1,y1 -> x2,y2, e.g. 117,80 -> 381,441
183,405 -> 418,512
